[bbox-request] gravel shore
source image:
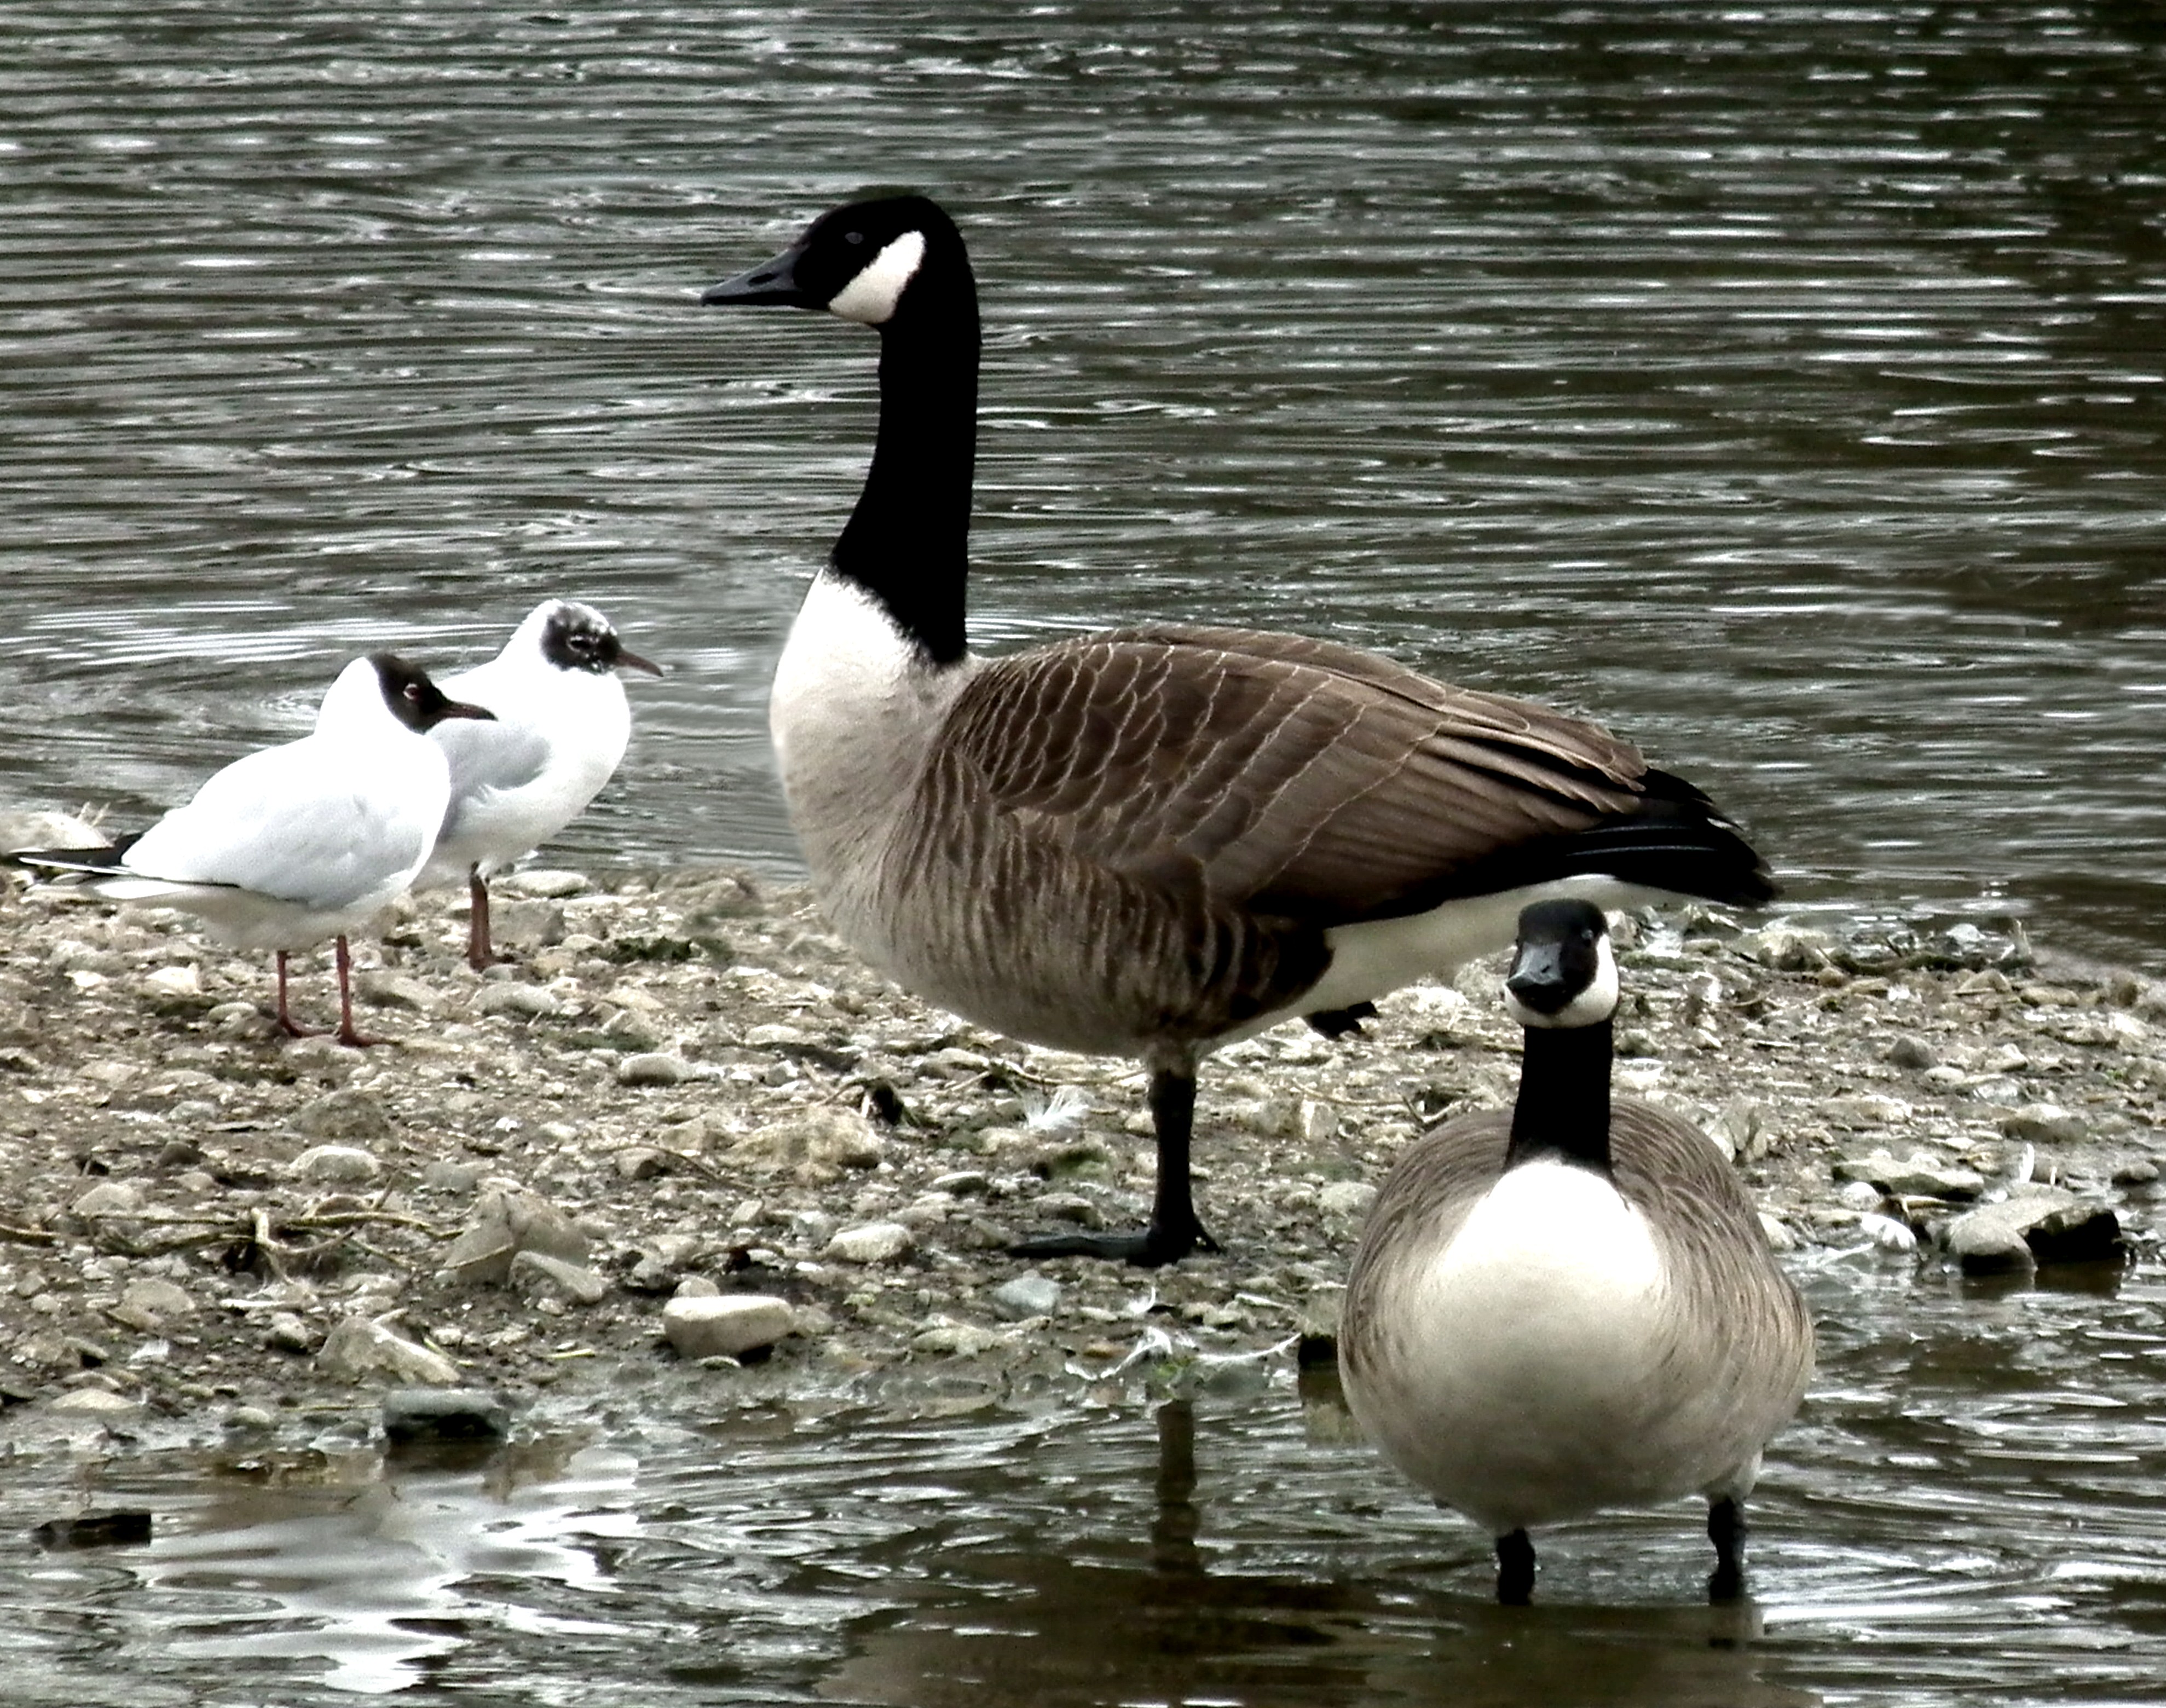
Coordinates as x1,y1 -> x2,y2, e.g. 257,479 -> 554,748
1,836 -> 2160,1445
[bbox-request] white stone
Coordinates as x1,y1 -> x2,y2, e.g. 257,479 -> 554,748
291,1144 -> 383,1186
823,1221 -> 914,1265
662,1294 -> 795,1360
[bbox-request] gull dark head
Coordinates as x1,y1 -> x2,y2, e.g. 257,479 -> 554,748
700,194 -> 971,329
1504,899 -> 1619,1030
369,654 -> 497,733
538,601 -> 663,678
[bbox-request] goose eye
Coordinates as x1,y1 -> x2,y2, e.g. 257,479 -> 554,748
845,229 -> 864,245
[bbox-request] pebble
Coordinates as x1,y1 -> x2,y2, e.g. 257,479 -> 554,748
47,1387 -> 142,1417
2001,1103 -> 2088,1146
989,1273 -> 1062,1321
500,869 -> 590,898
617,1053 -> 694,1087
1941,1188 -> 2124,1274
1834,1149 -> 1986,1201
291,1145 -> 383,1186
1317,1181 -> 1378,1218
317,1315 -> 460,1386
355,970 -> 442,1014
661,1294 -> 795,1360
70,1181 -> 142,1219
381,1386 -> 511,1444
264,1312 -> 318,1354
290,1087 -> 394,1144
732,1107 -> 886,1180
824,1221 -> 914,1265
474,984 -> 563,1020
439,1186 -> 591,1286
507,1250 -> 611,1306
113,1278 -> 194,1329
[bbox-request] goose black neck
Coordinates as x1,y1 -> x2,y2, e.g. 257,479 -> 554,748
1505,1020 -> 1614,1175
833,291 -> 978,668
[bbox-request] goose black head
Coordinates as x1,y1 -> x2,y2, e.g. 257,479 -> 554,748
368,653 -> 498,733
1504,899 -> 1619,1030
538,601 -> 663,678
701,194 -> 969,328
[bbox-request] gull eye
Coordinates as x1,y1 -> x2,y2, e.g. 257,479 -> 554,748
403,682 -> 423,701
845,229 -> 864,245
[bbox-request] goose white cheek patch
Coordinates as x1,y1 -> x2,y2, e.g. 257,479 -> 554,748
828,229 -> 928,325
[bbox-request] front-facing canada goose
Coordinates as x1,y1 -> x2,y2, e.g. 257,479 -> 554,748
701,194 -> 1776,1267
1340,899 -> 1814,1604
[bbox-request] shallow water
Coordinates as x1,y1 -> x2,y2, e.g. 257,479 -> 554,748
1,1262 -> 2163,1704
3,3 -> 2164,962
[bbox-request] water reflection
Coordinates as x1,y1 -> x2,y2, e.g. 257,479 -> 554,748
0,1265 -> 2163,1701
4,2 -> 2165,962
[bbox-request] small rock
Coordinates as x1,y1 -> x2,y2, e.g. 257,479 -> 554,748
474,983 -> 563,1020
46,1388 -> 142,1417
419,1159 -> 484,1195
989,1273 -> 1062,1320
381,1386 -> 510,1445
139,965 -> 200,999
672,1273 -> 721,1300
488,899 -> 567,951
499,868 -> 589,898
622,1233 -> 703,1292
264,1312 -> 318,1354
913,1318 -> 1002,1358
823,1221 -> 914,1265
317,1315 -> 461,1386
731,1107 -> 886,1181
290,1087 -> 394,1144
1318,1180 -> 1378,1219
617,1053 -> 694,1087
1820,1095 -> 1913,1131
1833,1149 -> 1986,1201
1758,1211 -> 1798,1254
114,1278 -> 194,1329
439,1187 -> 591,1286
613,1147 -> 670,1182
1857,1212 -> 1920,1254
1887,1035 -> 1939,1071
1942,1187 -> 2124,1274
662,1294 -> 795,1360
33,1511 -> 153,1549
291,1144 -> 383,1186
508,1250 -> 610,1306
70,1181 -> 142,1219
355,970 -> 442,1014
2002,1103 -> 2087,1146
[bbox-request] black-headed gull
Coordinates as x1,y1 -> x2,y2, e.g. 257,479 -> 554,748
8,654 -> 493,1046
419,599 -> 662,969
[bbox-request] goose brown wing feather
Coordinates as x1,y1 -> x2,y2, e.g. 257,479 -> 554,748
940,625 -> 1655,926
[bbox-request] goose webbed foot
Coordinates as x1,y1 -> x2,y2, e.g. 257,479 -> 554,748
1495,1529 -> 1536,1605
1303,1001 -> 1378,1041
1008,1215 -> 1221,1269
1706,1496 -> 1745,1603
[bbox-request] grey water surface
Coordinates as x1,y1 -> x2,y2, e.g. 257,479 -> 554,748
1,1264 -> 2163,1705
5,7 -> 2166,1704
3,2 -> 2163,960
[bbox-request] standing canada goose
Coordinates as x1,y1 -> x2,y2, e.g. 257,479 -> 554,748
1339,899 -> 1813,1605
417,599 -> 663,970
7,655 -> 495,1046
700,194 -> 1776,1266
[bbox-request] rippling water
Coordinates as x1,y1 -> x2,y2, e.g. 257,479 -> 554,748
2,2 -> 2163,962
0,1264 -> 2162,1704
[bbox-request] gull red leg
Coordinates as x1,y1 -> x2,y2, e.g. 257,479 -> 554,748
466,864 -> 502,972
332,935 -> 385,1048
273,950 -> 323,1038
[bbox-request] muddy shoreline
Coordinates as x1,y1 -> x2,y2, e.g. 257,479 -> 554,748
1,851 -> 2160,1449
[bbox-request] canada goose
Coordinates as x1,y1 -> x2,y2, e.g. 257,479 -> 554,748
418,599 -> 663,970
6,655 -> 494,1046
1339,899 -> 1813,1604
700,194 -> 1775,1266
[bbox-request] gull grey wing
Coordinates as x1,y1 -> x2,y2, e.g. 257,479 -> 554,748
435,718 -> 553,823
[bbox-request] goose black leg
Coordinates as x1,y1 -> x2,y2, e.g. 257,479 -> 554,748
1495,1529 -> 1537,1606
466,864 -> 503,971
1707,1496 -> 1745,1603
1009,1068 -> 1222,1267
